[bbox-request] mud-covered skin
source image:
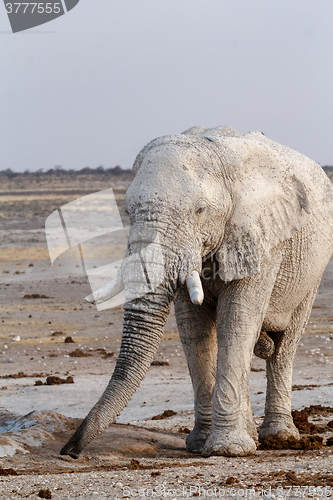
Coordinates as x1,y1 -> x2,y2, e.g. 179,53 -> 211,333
61,126 -> 333,458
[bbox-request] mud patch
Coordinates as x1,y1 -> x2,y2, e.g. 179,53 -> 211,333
0,411 -> 79,457
292,383 -> 319,391
34,376 -> 74,386
68,349 -> 92,358
177,427 -> 190,434
259,435 -> 323,450
1,372 -> 48,379
38,489 -> 52,499
23,294 -> 51,299
64,336 -> 75,343
0,466 -> 18,476
94,348 -> 114,358
152,410 -> 177,420
292,409 -> 319,433
303,405 -> 333,416
268,472 -> 333,487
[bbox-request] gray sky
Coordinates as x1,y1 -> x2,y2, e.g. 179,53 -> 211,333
1,0 -> 333,172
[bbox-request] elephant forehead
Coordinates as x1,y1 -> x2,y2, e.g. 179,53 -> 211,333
127,148 -> 213,205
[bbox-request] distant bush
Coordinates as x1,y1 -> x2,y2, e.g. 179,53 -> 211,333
0,168 -> 18,178
0,165 -> 132,178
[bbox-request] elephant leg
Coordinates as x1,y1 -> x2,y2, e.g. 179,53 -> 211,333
174,287 -> 217,454
202,256 -> 282,458
245,389 -> 258,444
259,287 -> 318,441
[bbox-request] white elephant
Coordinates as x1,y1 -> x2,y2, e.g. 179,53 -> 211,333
61,126 -> 333,458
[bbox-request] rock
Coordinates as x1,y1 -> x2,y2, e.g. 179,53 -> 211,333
38,489 -> 52,498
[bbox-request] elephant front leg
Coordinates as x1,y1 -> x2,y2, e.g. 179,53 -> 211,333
174,288 -> 217,454
259,288 -> 318,442
202,261 -> 281,457
201,324 -> 257,457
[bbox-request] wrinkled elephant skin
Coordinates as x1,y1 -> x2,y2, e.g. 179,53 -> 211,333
61,126 -> 333,458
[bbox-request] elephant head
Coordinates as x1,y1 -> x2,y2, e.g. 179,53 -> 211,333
60,125 -> 311,458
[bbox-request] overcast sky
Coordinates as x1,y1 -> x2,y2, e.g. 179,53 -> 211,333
1,1 -> 333,172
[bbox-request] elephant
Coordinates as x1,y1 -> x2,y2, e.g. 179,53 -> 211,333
60,125 -> 333,458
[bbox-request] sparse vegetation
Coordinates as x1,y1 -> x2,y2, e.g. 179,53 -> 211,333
0,165 -> 131,178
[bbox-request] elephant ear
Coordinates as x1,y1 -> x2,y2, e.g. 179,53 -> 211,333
217,137 -> 311,282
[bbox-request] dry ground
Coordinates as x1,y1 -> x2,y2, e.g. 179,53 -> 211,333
0,173 -> 333,499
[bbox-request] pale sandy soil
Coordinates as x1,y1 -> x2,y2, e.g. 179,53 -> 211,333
0,173 -> 333,499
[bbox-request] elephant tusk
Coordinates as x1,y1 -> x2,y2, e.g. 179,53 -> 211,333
186,270 -> 204,305
85,276 -> 124,305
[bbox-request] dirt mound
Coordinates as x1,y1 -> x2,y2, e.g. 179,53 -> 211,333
95,348 -> 114,358
259,435 -> 323,450
35,376 -> 74,386
302,405 -> 333,416
69,349 -> 92,358
0,466 -> 18,476
292,409 -> 319,433
23,294 -> 50,299
64,336 -> 75,343
152,410 -> 177,420
1,372 -> 48,379
38,489 -> 52,499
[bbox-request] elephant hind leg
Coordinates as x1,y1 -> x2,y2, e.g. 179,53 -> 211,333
259,287 -> 318,442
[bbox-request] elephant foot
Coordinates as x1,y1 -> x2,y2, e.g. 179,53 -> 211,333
186,425 -> 211,454
247,416 -> 259,445
201,429 -> 256,457
259,416 -> 300,442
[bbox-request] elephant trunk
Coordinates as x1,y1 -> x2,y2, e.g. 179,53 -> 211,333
61,224 -> 203,458
60,295 -> 171,458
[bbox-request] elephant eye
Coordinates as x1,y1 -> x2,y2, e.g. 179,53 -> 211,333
195,201 -> 207,216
